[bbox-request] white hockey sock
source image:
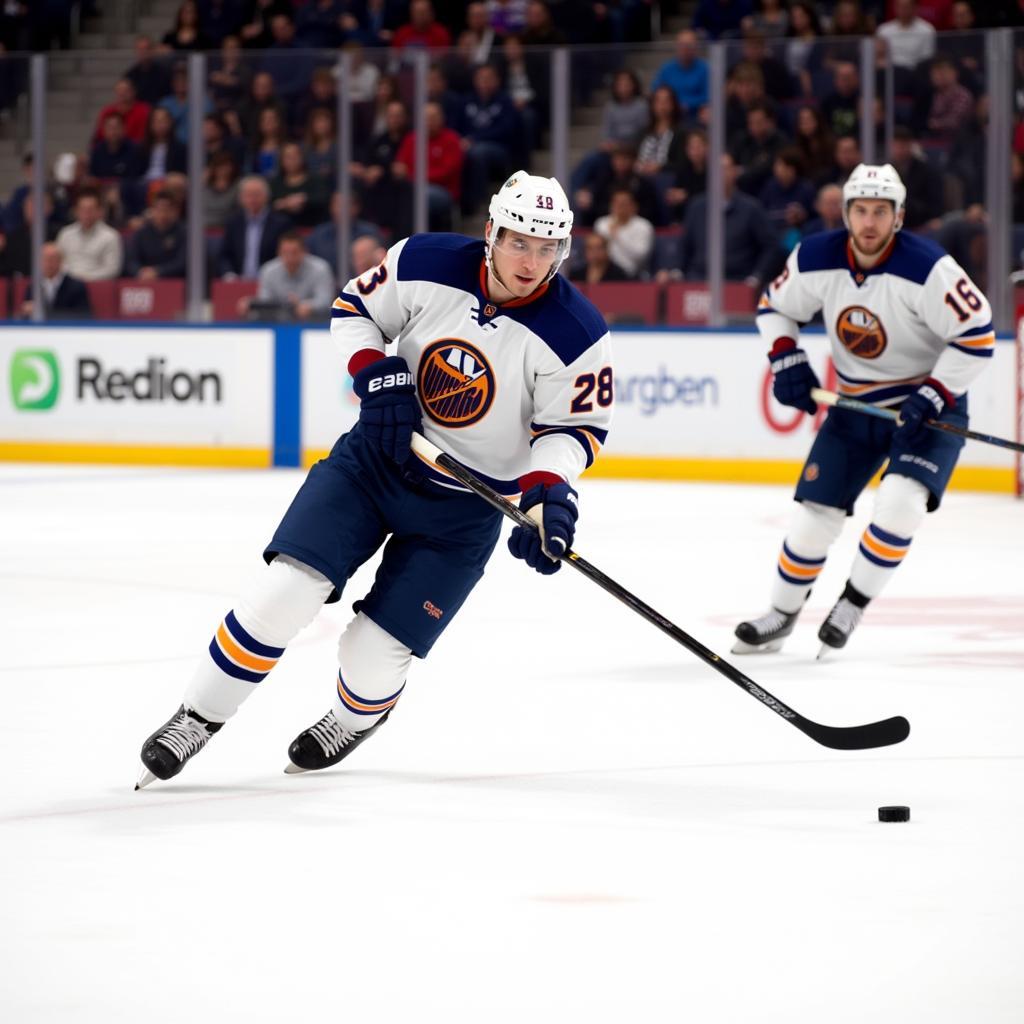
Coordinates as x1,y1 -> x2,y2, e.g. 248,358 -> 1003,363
848,474 -> 928,600
332,613 -> 411,733
185,556 -> 334,722
769,501 -> 846,613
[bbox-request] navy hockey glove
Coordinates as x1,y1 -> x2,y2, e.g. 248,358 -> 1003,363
769,337 -> 819,415
352,356 -> 422,465
508,481 -> 579,576
894,378 -> 953,446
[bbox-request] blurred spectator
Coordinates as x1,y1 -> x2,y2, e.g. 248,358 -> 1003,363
140,107 -> 188,182
126,36 -> 172,106
203,152 -> 241,227
239,0 -> 291,49
569,231 -> 629,283
94,80 -> 151,145
392,0 -> 452,50
296,0 -> 355,48
520,1 -> 566,47
89,113 -> 143,181
676,152 -> 780,288
308,192 -> 384,273
794,105 -> 835,183
651,30 -> 709,118
801,182 -> 845,235
784,1 -> 824,96
19,243 -> 91,320
270,142 -> 330,227
250,106 -> 287,176
363,73 -> 401,138
758,147 -> 815,247
159,63 -> 213,144
830,0 -> 873,36
260,14 -> 311,105
693,0 -> 754,40
924,54 -> 973,142
888,125 -> 943,231
948,93 -> 988,206
292,67 -> 337,138
56,188 -> 123,282
304,107 -> 338,182
741,0 -> 790,37
725,61 -> 765,140
201,0 -> 245,47
821,61 -> 861,140
0,192 -> 60,278
219,175 -> 291,277
343,42 -> 381,108
876,0 -> 936,87
162,1 -> 213,51
1014,152 -> 1024,224
203,112 -> 247,171
350,0 -> 402,47
350,233 -> 387,276
730,100 -> 785,195
2,153 -> 36,233
458,62 -> 519,214
244,231 -> 334,319
235,71 -> 286,140
736,29 -> 795,102
355,98 -> 411,236
578,142 -> 659,226
209,35 -> 252,112
635,87 -> 682,179
455,2 -> 498,82
490,0 -> 530,37
393,101 -> 463,231
665,128 -> 708,217
125,190 -> 187,279
518,2 -> 564,121
820,133 -> 862,187
498,35 -> 540,149
944,2 -> 982,91
594,189 -> 654,278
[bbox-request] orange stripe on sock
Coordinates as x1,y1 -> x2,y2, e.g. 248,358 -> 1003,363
778,552 -> 822,579
861,531 -> 908,561
216,623 -> 279,673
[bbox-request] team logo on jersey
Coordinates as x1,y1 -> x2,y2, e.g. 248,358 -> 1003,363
418,339 -> 496,428
836,305 -> 888,359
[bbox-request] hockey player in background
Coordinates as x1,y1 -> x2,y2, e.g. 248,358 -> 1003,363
136,173 -> 613,787
733,163 -> 993,657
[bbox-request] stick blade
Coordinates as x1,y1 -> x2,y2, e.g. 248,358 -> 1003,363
798,714 -> 911,751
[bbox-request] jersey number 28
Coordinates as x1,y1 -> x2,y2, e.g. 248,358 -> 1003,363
571,367 -> 613,412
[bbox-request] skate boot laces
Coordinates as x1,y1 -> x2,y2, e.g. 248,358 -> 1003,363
155,711 -> 215,762
825,597 -> 863,635
755,608 -> 792,634
308,712 -> 358,758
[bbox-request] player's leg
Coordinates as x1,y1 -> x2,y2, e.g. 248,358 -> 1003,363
734,407 -> 885,653
285,484 -> 504,773
138,435 -> 390,786
818,397 -> 967,654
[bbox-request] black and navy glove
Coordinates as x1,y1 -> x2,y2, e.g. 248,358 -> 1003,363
894,378 -> 953,446
352,355 -> 422,465
508,480 -> 579,576
769,337 -> 819,415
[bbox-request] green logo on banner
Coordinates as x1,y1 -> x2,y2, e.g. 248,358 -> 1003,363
10,349 -> 60,410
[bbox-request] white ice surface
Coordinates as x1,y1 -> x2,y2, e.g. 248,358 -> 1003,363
1,465 -> 1022,1023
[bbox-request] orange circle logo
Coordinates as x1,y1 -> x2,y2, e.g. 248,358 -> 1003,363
418,339 -> 495,428
836,305 -> 887,359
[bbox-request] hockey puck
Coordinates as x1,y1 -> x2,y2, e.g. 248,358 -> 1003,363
878,805 -> 910,823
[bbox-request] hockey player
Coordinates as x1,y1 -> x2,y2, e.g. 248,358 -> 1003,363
734,163 -> 993,657
136,173 -> 613,786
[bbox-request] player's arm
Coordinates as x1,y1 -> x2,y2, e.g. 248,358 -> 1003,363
894,257 -> 994,442
756,244 -> 824,414
330,236 -> 421,463
508,330 -> 614,575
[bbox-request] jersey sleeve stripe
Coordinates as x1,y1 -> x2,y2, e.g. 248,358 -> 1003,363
529,423 -> 605,468
956,323 -> 995,338
949,331 -> 995,357
331,291 -> 371,319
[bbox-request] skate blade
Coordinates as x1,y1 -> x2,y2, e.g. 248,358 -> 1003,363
283,763 -> 308,775
135,767 -> 158,791
816,643 -> 839,661
731,637 -> 786,655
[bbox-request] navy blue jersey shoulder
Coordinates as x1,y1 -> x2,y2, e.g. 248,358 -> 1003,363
796,229 -> 848,273
395,233 -> 484,290
882,231 -> 945,285
508,274 -> 608,367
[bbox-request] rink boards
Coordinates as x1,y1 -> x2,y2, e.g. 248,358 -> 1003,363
0,323 -> 1016,492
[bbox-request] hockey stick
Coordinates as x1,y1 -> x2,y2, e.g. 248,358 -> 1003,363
410,432 -> 910,751
811,387 -> 1024,454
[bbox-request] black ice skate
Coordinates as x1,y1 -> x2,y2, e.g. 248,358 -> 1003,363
136,705 -> 224,790
284,709 -> 390,775
817,584 -> 869,659
732,606 -> 803,654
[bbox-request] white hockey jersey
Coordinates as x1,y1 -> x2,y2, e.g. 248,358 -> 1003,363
756,229 -> 994,406
330,233 -> 613,494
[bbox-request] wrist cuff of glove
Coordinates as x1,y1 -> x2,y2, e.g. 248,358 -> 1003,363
348,348 -> 386,378
352,355 -> 415,399
923,377 -> 955,411
518,470 -> 565,493
768,336 -> 798,359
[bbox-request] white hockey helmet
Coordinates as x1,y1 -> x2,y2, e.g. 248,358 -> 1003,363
486,171 -> 573,283
842,163 -> 907,228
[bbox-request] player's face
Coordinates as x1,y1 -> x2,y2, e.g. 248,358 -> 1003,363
489,228 -> 563,299
847,199 -> 899,255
